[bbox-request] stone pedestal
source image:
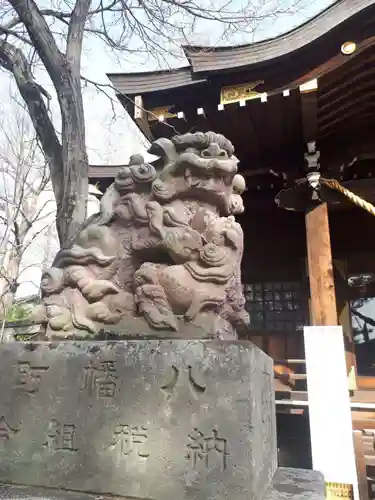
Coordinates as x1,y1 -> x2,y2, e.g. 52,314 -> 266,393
264,468 -> 325,500
0,340 -> 278,500
0,468 -> 325,500
0,340 -> 325,499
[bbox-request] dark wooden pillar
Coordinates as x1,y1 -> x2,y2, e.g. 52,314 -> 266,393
305,202 -> 338,326
353,430 -> 370,500
334,259 -> 357,374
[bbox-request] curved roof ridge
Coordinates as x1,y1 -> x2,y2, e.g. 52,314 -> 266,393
107,66 -> 206,95
107,66 -> 190,78
182,0 -> 375,73
106,0 -> 375,96
182,0 -> 347,53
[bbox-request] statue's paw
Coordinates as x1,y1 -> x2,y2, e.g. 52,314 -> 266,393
139,303 -> 178,331
184,296 -> 204,321
70,301 -> 97,333
185,301 -> 203,322
157,309 -> 179,331
184,307 -> 197,322
134,265 -> 160,287
48,308 -> 72,331
185,292 -> 226,322
86,302 -> 120,324
81,279 -> 119,301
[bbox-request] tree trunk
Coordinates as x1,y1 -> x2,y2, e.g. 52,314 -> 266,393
5,0 -> 91,247
59,73 -> 88,246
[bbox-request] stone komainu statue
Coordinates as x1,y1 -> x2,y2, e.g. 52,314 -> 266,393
33,132 -> 249,339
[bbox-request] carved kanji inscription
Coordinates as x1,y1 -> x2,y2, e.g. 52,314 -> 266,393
0,416 -> 19,443
108,425 -> 149,459
186,428 -> 228,471
81,360 -> 118,398
43,419 -> 78,452
161,364 -> 206,400
261,371 -> 273,457
15,361 -> 49,394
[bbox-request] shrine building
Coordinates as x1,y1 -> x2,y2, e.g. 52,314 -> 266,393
90,0 -> 375,493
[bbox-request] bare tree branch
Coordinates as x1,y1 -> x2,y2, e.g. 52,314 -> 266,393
0,24 -> 31,45
6,0 -> 90,246
0,100 -> 58,317
1,0 -> 311,249
8,0 -> 66,88
81,74 -> 180,135
0,38 -> 63,211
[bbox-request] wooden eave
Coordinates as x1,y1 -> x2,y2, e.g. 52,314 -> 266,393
106,0 -> 375,160
107,67 -> 205,95
107,0 -> 375,101
102,0 -> 375,208
182,0 -> 375,73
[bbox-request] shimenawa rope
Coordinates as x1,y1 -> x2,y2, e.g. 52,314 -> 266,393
320,178 -> 375,217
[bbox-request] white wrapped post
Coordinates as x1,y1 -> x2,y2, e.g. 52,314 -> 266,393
304,326 -> 359,500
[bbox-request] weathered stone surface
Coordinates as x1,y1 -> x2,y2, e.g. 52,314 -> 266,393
0,483 -> 111,500
32,132 -> 249,339
0,468 -> 325,500
2,321 -> 44,342
263,468 -> 325,500
0,340 -> 276,500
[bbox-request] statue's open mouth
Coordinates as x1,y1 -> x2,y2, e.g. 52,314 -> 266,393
184,168 -> 233,190
177,152 -> 238,176
152,179 -> 232,215
152,152 -> 238,213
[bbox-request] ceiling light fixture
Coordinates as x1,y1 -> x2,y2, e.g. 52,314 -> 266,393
341,41 -> 356,55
